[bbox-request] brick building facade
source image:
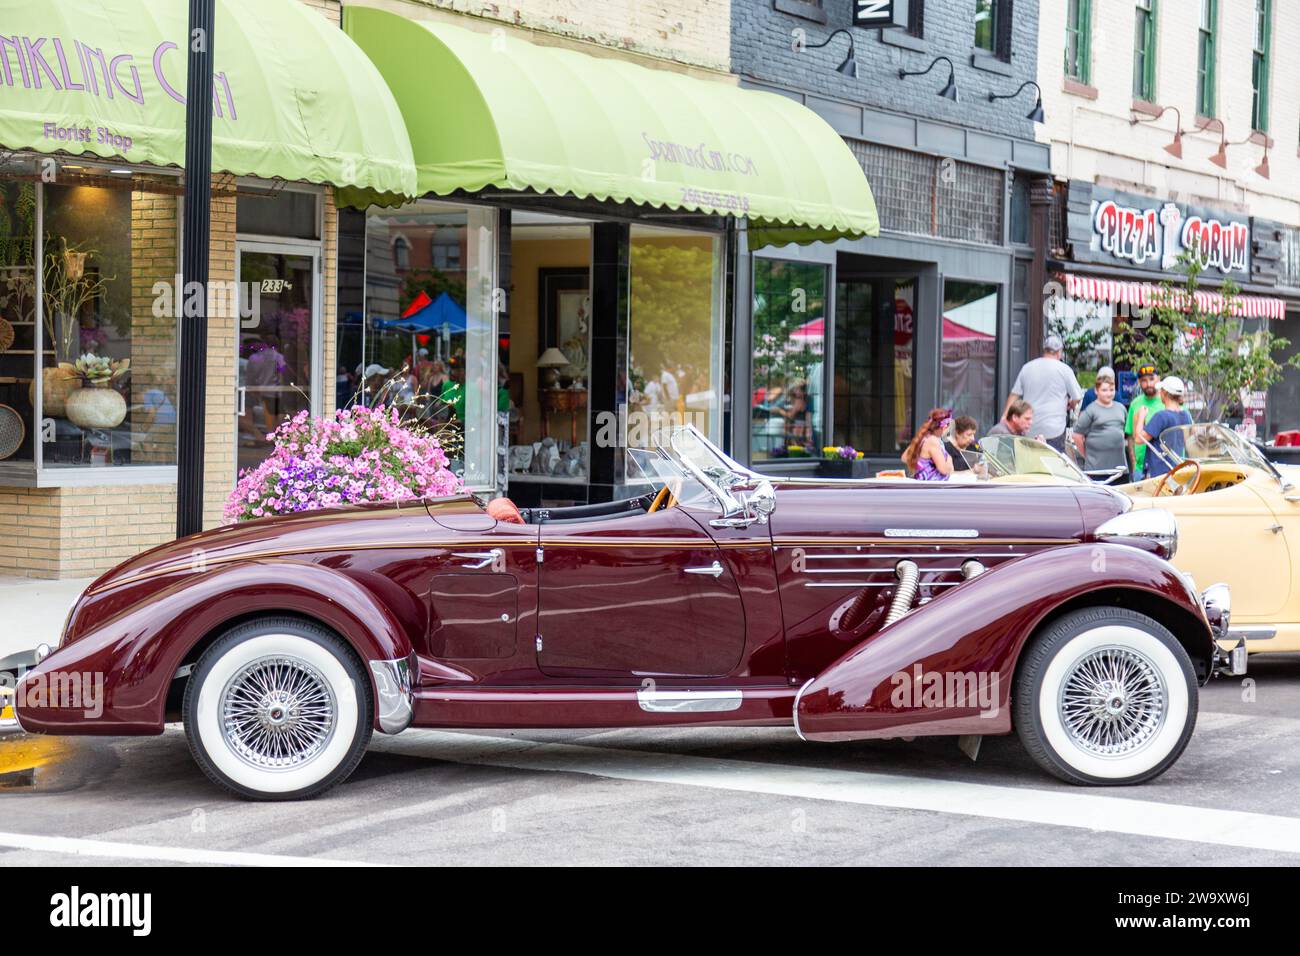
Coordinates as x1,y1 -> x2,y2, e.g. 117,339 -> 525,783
0,0 -> 350,578
1037,0 -> 1300,434
727,0 -> 1051,470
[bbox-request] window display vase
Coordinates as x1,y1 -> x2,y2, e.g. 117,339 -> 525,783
65,382 -> 126,429
30,365 -> 81,417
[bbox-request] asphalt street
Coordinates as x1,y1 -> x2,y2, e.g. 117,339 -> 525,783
2,655 -> 1299,867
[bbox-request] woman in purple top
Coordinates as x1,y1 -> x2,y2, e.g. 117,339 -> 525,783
902,408 -> 955,481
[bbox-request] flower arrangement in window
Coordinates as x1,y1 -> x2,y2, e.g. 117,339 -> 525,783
224,404 -> 463,523
44,241 -> 113,364
822,445 -> 865,460
60,354 -> 131,429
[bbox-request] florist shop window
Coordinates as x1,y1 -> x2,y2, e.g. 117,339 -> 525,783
0,164 -> 179,472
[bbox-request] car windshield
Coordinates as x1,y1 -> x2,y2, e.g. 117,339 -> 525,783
635,425 -> 752,512
1156,422 -> 1275,474
623,445 -> 713,509
965,435 -> 1090,483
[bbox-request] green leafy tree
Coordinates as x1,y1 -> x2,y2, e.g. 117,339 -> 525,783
1115,250 -> 1300,422
628,240 -> 715,380
1047,306 -> 1110,379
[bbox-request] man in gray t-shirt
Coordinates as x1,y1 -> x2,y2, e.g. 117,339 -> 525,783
1004,336 -> 1083,450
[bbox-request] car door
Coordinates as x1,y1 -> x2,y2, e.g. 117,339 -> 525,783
419,510 -> 539,663
1141,478 -> 1292,620
537,507 -> 747,678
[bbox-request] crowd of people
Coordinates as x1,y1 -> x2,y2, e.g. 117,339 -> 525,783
901,334 -> 1194,482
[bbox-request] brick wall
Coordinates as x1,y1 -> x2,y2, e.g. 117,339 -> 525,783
129,190 -> 178,464
731,0 -> 1041,142
201,182 -> 238,532
1038,0 -> 1300,228
347,0 -> 731,73
0,486 -> 177,578
322,187 -> 340,416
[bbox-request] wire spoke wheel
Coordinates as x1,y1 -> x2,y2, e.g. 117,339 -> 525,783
219,655 -> 338,771
1058,644 -> 1168,759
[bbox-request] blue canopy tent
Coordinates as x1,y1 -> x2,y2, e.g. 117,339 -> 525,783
373,292 -> 468,365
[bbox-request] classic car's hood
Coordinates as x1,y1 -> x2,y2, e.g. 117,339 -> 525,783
768,481 -> 1124,543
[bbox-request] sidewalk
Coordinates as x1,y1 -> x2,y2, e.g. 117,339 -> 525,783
0,576 -> 94,663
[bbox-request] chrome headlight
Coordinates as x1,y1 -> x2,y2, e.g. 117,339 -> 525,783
1201,582 -> 1231,639
1095,509 -> 1179,560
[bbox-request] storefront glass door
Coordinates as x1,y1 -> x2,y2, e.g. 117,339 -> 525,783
236,245 -> 319,476
833,276 -> 917,455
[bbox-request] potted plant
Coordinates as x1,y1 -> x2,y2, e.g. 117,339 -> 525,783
224,404 -> 462,523
817,444 -> 870,478
31,241 -> 114,416
63,354 -> 130,429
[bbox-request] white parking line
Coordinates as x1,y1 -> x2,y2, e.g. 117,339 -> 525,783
385,730 -> 1300,855
0,831 -> 385,867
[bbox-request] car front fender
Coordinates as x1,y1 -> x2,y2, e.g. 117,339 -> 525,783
15,559 -> 418,736
795,544 -> 1211,742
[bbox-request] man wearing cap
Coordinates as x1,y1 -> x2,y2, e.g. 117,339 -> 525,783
1138,376 -> 1194,479
1125,365 -> 1164,478
1002,336 -> 1083,451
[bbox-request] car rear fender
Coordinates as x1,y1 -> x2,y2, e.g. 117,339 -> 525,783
15,559 -> 417,736
794,544 -> 1211,742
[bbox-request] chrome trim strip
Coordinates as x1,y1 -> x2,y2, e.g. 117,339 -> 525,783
802,552 -> 1026,560
369,655 -> 415,734
807,566 -> 981,574
0,685 -> 20,734
1228,626 -> 1277,641
636,688 -> 743,713
803,581 -> 963,588
884,528 -> 979,538
774,538 -> 1075,547
792,678 -> 814,741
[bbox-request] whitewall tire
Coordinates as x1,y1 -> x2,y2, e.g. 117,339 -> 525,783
1014,608 -> 1197,786
183,618 -> 373,800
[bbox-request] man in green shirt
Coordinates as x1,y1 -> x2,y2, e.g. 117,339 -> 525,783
1125,364 -> 1165,477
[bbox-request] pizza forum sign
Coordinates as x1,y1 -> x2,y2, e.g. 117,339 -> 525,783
1090,192 -> 1249,276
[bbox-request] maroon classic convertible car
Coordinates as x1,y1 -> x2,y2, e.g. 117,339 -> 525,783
14,427 -> 1237,799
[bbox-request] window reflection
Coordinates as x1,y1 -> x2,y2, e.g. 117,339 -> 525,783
628,225 -> 723,449
751,260 -> 827,461
941,280 -> 1000,430
360,201 -> 496,487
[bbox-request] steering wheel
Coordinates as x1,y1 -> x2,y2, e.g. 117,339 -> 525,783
647,484 -> 677,513
1155,458 -> 1201,497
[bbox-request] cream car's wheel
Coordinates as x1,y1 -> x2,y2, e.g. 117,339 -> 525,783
1014,608 -> 1197,785
183,618 -> 372,800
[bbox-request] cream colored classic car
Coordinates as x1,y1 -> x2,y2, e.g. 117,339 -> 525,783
972,425 -> 1300,654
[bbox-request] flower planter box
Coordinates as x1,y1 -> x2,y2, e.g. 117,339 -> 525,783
817,458 -> 871,479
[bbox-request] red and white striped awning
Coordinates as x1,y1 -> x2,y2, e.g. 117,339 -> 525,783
1061,274 -> 1287,320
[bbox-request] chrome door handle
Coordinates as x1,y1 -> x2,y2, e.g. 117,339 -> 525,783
452,548 -> 502,570
237,386 -> 246,417
1269,524 -> 1284,535
684,561 -> 724,579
